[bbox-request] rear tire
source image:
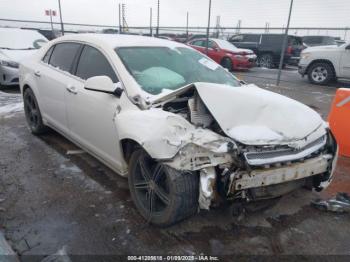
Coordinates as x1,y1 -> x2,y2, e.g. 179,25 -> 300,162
307,62 -> 334,85
221,57 -> 233,71
128,149 -> 199,226
258,53 -> 274,68
23,88 -> 48,135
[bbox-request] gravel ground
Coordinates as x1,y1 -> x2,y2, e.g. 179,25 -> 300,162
0,68 -> 350,260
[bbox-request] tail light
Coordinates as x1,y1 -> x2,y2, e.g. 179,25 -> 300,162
286,45 -> 293,54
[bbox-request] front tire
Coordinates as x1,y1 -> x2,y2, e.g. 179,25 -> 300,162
23,88 -> 48,135
221,57 -> 233,71
307,62 -> 334,85
128,149 -> 199,226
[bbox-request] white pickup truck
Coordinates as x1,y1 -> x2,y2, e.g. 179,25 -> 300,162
298,43 -> 350,85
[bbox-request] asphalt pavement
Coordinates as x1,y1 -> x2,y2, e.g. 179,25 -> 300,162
1,67 -> 350,259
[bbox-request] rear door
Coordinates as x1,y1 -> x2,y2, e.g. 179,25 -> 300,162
188,39 -> 206,54
38,42 -> 82,134
65,44 -> 125,170
205,40 -> 222,63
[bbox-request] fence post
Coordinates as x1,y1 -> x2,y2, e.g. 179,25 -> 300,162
118,3 -> 121,34
205,0 -> 212,55
186,12 -> 189,39
58,0 -> 64,35
276,0 -> 294,86
150,7 -> 153,36
156,0 -> 159,37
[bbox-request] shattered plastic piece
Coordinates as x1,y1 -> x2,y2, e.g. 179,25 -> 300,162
311,193 -> 350,213
199,167 -> 216,210
66,149 -> 85,155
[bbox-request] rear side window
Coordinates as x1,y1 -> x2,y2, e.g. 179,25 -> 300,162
191,40 -> 204,47
49,43 -> 81,72
243,34 -> 260,42
230,35 -> 243,42
289,37 -> 303,46
42,46 -> 54,63
75,45 -> 118,83
261,34 -> 283,45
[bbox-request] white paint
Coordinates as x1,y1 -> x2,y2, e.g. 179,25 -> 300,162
195,83 -> 324,145
228,125 -> 283,144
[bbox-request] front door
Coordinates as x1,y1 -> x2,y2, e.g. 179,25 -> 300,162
339,45 -> 350,78
64,45 -> 125,170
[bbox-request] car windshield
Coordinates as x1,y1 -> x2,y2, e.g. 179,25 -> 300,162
0,29 -> 48,50
116,46 -> 240,95
215,39 -> 239,51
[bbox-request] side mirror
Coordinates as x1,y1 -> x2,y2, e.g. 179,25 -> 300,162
84,76 -> 123,98
213,47 -> 219,51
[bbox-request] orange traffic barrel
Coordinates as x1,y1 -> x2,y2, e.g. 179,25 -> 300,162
328,88 -> 350,157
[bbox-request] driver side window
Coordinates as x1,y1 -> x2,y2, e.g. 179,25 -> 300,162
75,45 -> 118,83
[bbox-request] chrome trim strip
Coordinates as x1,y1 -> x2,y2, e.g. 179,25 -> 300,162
244,136 -> 327,166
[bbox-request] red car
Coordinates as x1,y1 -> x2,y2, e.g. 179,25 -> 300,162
187,38 -> 257,71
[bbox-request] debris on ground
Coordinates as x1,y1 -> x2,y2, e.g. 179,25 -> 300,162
66,150 -> 85,155
311,192 -> 350,213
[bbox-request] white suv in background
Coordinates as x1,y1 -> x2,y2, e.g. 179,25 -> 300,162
298,42 -> 350,85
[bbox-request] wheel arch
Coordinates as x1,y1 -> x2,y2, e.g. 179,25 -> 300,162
120,138 -> 142,164
306,59 -> 336,78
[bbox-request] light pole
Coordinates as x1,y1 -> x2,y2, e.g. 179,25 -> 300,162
205,0 -> 212,55
156,0 -> 159,37
276,0 -> 294,86
58,0 -> 64,35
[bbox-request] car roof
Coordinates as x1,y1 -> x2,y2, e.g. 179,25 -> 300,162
54,33 -> 186,49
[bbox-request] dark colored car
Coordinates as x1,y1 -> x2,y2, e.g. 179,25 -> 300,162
228,33 -> 304,68
302,36 -> 337,47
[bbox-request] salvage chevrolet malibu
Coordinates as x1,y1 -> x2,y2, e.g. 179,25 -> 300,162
19,34 -> 338,226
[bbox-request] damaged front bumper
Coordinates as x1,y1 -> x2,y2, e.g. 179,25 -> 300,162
162,128 -> 338,210
230,154 -> 333,192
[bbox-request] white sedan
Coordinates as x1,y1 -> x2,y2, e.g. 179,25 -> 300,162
0,28 -> 47,86
20,34 -> 338,226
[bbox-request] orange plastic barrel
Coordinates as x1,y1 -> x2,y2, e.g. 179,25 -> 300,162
328,88 -> 350,157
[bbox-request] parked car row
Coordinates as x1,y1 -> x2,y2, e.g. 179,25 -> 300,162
0,28 -> 48,86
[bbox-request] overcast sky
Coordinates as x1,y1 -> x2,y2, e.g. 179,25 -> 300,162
0,0 -> 349,38
0,0 -> 349,27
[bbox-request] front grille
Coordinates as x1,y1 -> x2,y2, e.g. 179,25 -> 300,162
244,135 -> 326,165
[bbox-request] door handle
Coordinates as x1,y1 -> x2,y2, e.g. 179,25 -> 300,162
66,85 -> 78,94
34,71 -> 41,77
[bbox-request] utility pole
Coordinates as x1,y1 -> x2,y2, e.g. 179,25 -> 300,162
186,12 -> 189,39
215,15 -> 220,38
156,0 -> 160,37
205,0 -> 212,55
150,7 -> 153,36
58,0 -> 64,35
49,10 -> 54,33
276,0 -> 294,86
265,22 -> 270,33
118,3 -> 121,33
236,20 -> 241,34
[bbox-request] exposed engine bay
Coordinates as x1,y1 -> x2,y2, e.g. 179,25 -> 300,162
158,85 -> 338,210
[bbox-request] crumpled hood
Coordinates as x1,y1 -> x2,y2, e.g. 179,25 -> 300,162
0,49 -> 37,63
195,83 -> 324,145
